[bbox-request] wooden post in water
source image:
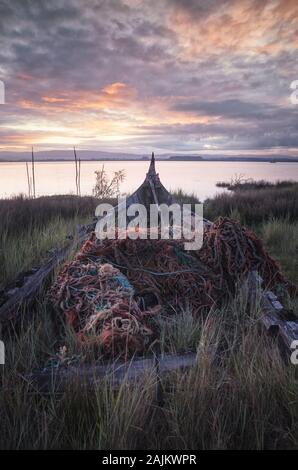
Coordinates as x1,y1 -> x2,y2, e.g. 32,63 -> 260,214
78,157 -> 81,196
25,162 -> 31,198
73,146 -> 79,196
31,147 -> 36,198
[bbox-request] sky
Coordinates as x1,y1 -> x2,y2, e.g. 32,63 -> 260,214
0,0 -> 297,156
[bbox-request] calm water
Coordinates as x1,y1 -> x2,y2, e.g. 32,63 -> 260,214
0,160 -> 297,201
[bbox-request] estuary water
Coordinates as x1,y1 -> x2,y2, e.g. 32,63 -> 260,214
0,160 -> 297,201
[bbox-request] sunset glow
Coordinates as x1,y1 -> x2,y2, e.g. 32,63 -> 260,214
0,0 -> 297,156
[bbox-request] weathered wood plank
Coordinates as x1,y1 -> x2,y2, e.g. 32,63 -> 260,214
279,321 -> 298,349
248,270 -> 298,351
28,353 -> 197,393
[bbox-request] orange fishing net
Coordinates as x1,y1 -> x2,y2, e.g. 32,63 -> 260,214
50,217 -> 292,359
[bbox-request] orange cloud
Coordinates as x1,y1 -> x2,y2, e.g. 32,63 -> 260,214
14,84 -> 221,149
18,82 -> 137,114
13,78 -> 239,151
102,82 -> 134,97
169,0 -> 298,58
42,96 -> 69,103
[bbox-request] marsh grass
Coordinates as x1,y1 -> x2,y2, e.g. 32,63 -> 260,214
216,179 -> 297,191
1,287 -> 297,450
165,329 -> 297,450
260,218 -> 298,284
0,194 -> 99,238
0,194 -> 116,289
0,216 -> 91,289
155,305 -> 203,354
171,188 -> 200,205
0,188 -> 297,449
204,182 -> 298,224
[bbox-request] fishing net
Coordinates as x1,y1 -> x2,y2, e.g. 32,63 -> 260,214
197,217 -> 288,290
50,217 -> 292,359
50,261 -> 157,359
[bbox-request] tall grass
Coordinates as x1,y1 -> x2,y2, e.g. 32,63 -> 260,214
260,219 -> 298,284
204,183 -> 298,224
1,287 -> 297,450
165,290 -> 296,451
0,195 -> 115,289
171,188 -> 200,205
165,331 -> 297,449
261,218 -> 298,253
216,179 -> 297,191
0,187 -> 297,449
0,216 -> 90,289
155,305 -> 204,354
0,194 -> 100,238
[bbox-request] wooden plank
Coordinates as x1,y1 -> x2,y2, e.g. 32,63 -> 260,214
248,271 -> 298,350
279,322 -> 298,349
28,353 -> 197,393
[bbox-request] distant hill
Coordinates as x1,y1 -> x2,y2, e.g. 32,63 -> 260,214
0,150 -> 143,162
200,156 -> 298,162
0,150 -> 297,163
169,156 -> 203,161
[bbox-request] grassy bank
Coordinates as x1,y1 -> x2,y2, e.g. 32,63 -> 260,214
0,194 -> 99,237
204,181 -> 298,224
216,178 -> 297,192
0,195 -> 107,290
0,183 -> 297,450
1,286 -> 297,450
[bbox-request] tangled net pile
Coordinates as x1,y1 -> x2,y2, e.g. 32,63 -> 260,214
50,217 -> 292,360
198,217 -> 288,290
50,261 -> 156,358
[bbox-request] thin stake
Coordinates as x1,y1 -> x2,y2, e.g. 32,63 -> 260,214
78,158 -> 81,196
74,146 -> 78,195
31,146 -> 36,198
25,162 -> 31,198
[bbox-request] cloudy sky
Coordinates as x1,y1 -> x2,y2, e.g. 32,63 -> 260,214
0,0 -> 297,156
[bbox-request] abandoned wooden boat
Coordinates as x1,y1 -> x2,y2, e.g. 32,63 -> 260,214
0,154 -> 297,380
0,153 -> 205,322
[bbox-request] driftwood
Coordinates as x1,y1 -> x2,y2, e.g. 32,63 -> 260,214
248,271 -> 298,353
29,352 -> 197,394
0,223 -> 95,324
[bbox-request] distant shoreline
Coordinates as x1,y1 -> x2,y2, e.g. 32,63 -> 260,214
1,157 -> 298,163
